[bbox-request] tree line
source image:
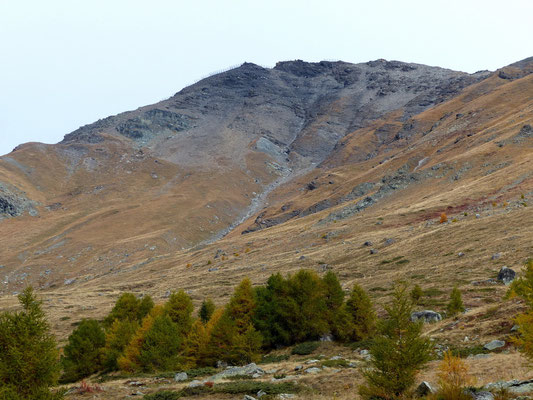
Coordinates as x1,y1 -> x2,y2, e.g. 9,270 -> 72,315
3,261 -> 533,399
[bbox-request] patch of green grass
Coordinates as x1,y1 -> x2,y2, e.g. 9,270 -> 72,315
214,381 -> 302,395
260,354 -> 290,364
184,367 -> 218,378
369,286 -> 388,292
448,344 -> 486,358
291,341 -> 320,355
143,391 -> 181,400
396,259 -> 410,265
381,256 -> 404,264
321,359 -> 349,368
423,287 -> 445,297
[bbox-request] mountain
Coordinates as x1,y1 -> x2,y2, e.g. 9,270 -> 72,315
0,57 -> 532,345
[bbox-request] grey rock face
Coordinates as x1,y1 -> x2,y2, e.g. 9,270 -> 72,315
0,182 -> 38,219
484,340 -> 505,351
497,266 -> 516,285
411,310 -> 442,323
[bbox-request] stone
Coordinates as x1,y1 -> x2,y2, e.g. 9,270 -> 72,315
294,365 -> 303,371
370,249 -> 378,254
363,241 -> 373,246
244,395 -> 257,400
305,367 -> 322,374
384,238 -> 395,246
492,253 -> 501,260
485,379 -> 533,394
188,380 -> 203,388
484,339 -> 505,351
360,349 -> 369,356
476,213 -> 481,218
174,372 -> 188,382
257,390 -> 267,398
458,252 -> 465,257
411,310 -> 442,323
209,363 -> 264,381
305,359 -> 320,364
415,381 -> 435,397
329,355 -> 342,360
497,266 -> 516,285
469,391 -> 494,400
320,333 -> 333,342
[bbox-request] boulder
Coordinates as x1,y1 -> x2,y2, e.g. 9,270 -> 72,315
411,310 -> 442,323
188,380 -> 203,388
497,266 -> 516,285
174,372 -> 188,382
244,395 -> 257,400
370,249 -> 378,254
305,367 -> 322,374
415,381 -> 435,397
209,363 -> 264,381
485,379 -> 533,394
363,241 -> 373,246
484,340 -> 505,351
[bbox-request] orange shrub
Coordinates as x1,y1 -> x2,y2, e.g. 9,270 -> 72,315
440,212 -> 448,223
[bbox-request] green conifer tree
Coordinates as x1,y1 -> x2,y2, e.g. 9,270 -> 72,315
410,284 -> 423,304
359,284 -> 433,400
342,283 -> 376,341
447,287 -> 465,316
103,293 -> 141,327
164,290 -> 194,336
322,271 -> 345,331
137,314 -> 183,372
199,299 -> 216,323
0,287 -> 62,399
61,319 -> 106,382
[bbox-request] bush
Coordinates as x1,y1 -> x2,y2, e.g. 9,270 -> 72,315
0,287 -> 62,399
359,284 -> 433,400
447,287 -> 465,316
61,319 -> 106,382
440,212 -> 448,223
260,354 -> 290,364
143,391 -> 181,400
410,285 -> 423,304
291,341 -> 320,355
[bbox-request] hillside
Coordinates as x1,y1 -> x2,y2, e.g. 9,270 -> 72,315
1,57 -> 533,398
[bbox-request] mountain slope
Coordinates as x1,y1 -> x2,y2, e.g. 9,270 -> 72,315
0,58 -> 493,294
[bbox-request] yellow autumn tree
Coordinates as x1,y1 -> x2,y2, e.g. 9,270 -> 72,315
436,351 -> 475,400
118,306 -> 162,372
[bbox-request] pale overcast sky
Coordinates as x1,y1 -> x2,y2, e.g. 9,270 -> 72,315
1,0 -> 532,156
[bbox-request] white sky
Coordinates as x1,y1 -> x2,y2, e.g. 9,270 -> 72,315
1,0 -> 532,156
